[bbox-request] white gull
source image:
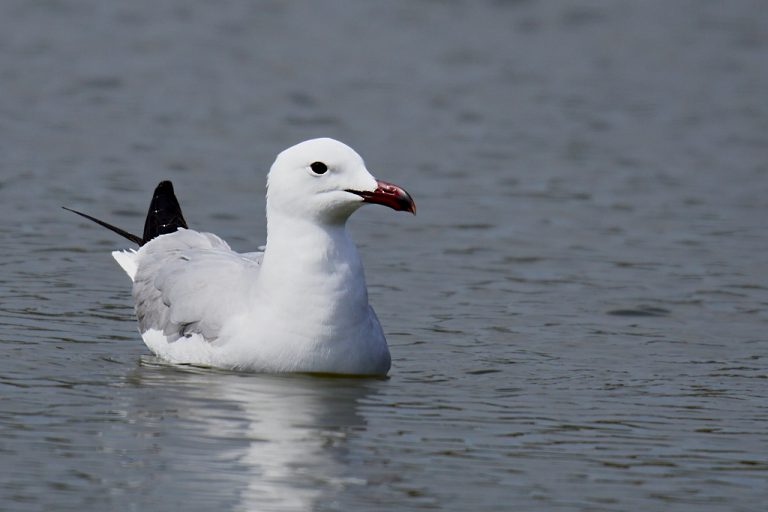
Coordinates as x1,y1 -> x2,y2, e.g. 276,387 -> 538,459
66,138 -> 415,376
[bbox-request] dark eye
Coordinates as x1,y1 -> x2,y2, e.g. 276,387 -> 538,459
310,161 -> 328,175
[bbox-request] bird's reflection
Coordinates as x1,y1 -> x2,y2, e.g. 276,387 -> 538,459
118,358 -> 385,511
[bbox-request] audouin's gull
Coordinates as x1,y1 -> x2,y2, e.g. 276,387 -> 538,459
65,138 -> 415,375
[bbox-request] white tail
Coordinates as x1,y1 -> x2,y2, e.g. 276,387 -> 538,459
112,250 -> 139,281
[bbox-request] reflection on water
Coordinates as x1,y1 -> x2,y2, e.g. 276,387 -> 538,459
1,0 -> 767,510
116,362 -> 380,511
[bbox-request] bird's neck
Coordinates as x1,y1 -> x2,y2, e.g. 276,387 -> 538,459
256,213 -> 368,312
263,213 -> 358,265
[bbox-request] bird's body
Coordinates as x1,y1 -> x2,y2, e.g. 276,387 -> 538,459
67,138 -> 415,376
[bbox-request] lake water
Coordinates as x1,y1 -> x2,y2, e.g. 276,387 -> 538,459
1,0 -> 767,510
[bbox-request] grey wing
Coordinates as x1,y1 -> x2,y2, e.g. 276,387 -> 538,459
132,229 -> 262,342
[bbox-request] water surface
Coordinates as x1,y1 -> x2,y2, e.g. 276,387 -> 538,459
1,1 -> 767,510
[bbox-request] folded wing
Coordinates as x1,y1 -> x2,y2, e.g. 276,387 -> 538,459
129,229 -> 262,343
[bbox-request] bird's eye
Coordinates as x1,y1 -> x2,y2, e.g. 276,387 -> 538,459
310,162 -> 328,175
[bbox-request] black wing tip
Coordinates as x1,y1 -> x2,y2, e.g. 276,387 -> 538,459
155,180 -> 175,192
64,180 -> 188,247
62,206 -> 144,246
142,179 -> 188,243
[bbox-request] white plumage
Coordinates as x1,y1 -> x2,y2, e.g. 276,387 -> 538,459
105,138 -> 415,375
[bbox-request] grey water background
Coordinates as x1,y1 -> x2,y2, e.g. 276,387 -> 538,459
1,0 -> 767,510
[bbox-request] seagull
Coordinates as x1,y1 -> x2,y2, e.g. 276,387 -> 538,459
65,138 -> 415,376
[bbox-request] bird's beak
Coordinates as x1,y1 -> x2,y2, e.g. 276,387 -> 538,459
347,179 -> 416,214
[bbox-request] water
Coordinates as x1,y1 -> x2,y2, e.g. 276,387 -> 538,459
1,0 -> 767,510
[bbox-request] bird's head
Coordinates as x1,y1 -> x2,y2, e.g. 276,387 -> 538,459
266,138 -> 415,224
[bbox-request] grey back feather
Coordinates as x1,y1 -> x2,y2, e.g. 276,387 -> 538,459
132,229 -> 262,342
